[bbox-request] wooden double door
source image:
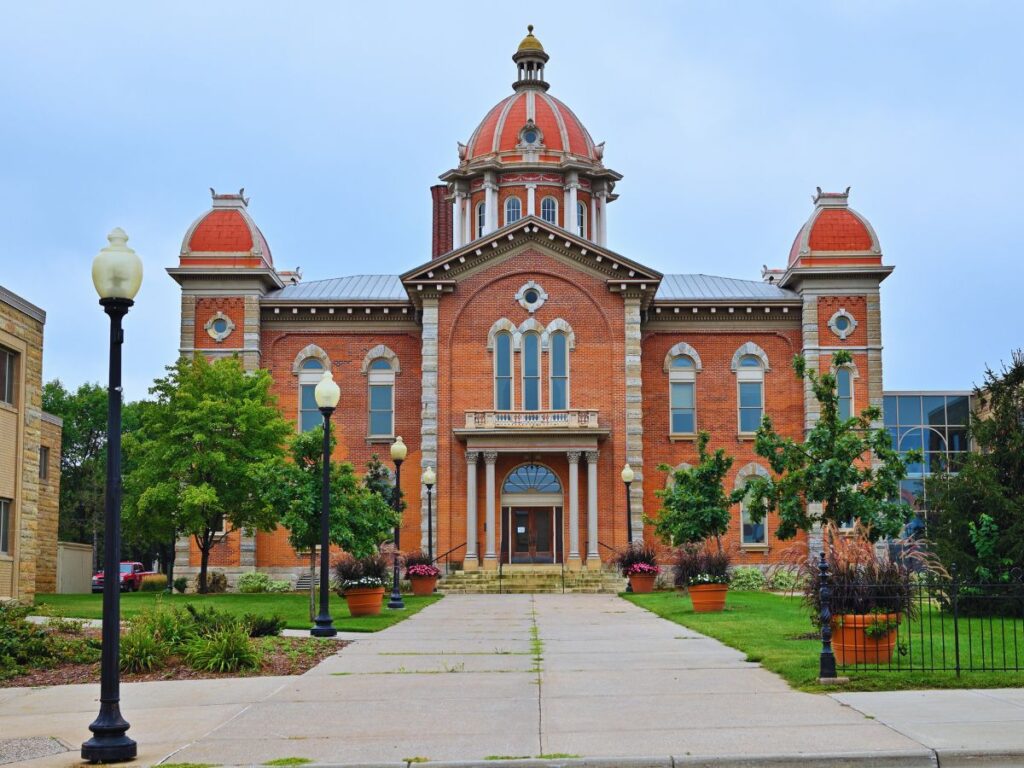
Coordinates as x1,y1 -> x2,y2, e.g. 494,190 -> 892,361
501,506 -> 563,564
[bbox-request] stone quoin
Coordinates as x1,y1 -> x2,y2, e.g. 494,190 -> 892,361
169,27 -> 892,585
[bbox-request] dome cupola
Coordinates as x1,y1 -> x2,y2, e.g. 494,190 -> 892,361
787,187 -> 881,269
512,25 -> 550,91
179,188 -> 273,269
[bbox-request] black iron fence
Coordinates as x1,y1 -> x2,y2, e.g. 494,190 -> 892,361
817,553 -> 1024,677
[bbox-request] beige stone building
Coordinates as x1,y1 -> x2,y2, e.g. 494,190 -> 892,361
0,284 -> 62,601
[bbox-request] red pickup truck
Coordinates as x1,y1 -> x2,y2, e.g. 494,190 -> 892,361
91,562 -> 155,593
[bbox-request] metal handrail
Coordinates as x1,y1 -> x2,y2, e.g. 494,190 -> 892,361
432,542 -> 466,575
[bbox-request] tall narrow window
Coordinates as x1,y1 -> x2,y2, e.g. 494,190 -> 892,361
741,491 -> 767,545
495,332 -> 513,410
0,346 -> 15,406
504,196 -> 522,225
577,201 -> 587,238
549,331 -> 569,410
669,355 -> 696,434
476,201 -> 486,239
39,446 -> 49,481
368,358 -> 395,437
837,367 -> 853,421
298,357 -> 324,432
540,196 -> 558,225
522,332 -> 540,411
0,498 -> 10,554
737,355 -> 764,434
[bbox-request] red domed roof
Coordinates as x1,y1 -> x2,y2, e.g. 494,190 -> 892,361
788,189 -> 880,268
180,190 -> 272,268
465,90 -> 597,163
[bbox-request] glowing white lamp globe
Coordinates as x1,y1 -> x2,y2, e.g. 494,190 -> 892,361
92,228 -> 143,301
621,463 -> 635,484
390,436 -> 408,462
313,370 -> 340,409
422,466 -> 436,487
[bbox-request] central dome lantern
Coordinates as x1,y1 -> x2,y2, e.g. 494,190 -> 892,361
438,27 -> 622,252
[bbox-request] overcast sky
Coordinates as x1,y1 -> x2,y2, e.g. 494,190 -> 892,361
1,2 -> 1020,400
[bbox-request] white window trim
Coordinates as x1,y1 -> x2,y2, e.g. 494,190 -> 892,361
577,201 -> 587,238
504,196 -> 522,226
548,331 -> 570,410
204,311 -> 236,343
521,331 -> 542,411
736,364 -> 764,436
828,308 -> 858,341
493,331 -> 515,410
668,359 -> 697,436
298,372 -> 323,433
476,201 -> 486,239
735,463 -> 770,548
540,195 -> 559,226
837,366 -> 854,421
367,366 -> 396,439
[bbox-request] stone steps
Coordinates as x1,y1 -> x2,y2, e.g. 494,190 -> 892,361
438,568 -> 626,594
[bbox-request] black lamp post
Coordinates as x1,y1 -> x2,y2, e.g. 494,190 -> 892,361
621,463 -> 635,594
388,436 -> 407,610
422,466 -> 436,563
82,228 -> 142,764
311,370 -> 340,638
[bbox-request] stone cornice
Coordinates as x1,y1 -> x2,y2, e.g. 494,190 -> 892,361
0,285 -> 45,324
166,266 -> 284,292
778,265 -> 894,291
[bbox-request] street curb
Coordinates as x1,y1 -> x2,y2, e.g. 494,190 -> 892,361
933,750 -> 1024,768
215,749 -> 944,768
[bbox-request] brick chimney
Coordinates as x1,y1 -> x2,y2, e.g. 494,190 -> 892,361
430,184 -> 453,258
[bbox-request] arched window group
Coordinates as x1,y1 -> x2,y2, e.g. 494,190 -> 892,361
293,345 -> 400,438
491,320 -> 574,411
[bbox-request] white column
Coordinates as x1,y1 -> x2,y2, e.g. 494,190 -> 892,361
567,451 -> 581,565
526,184 -> 537,216
452,192 -> 464,250
586,450 -> 599,564
465,451 -> 479,569
566,173 -> 579,234
590,197 -> 598,243
484,173 -> 498,234
483,451 -> 498,566
598,192 -> 608,246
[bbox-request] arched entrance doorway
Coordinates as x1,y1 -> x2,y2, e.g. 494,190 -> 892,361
500,463 -> 564,564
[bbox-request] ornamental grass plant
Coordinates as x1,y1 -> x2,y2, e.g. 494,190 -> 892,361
672,545 -> 731,587
334,552 -> 391,592
613,542 -> 661,577
404,550 -> 441,579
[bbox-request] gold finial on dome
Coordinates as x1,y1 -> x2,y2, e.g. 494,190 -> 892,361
518,24 -> 544,53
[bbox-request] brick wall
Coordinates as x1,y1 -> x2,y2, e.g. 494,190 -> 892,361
431,184 -> 453,258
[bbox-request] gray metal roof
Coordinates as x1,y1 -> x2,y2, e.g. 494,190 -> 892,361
265,275 -> 407,302
655,274 -> 798,302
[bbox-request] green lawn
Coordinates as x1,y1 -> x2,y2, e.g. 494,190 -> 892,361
33,592 -> 441,632
624,590 -> 1024,692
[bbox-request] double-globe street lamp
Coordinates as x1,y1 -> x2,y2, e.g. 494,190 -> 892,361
81,229 -> 143,764
311,370 -> 341,638
422,465 -> 436,563
388,436 -> 407,610
621,463 -> 635,594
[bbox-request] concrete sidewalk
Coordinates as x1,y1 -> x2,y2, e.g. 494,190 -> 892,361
3,594 -> 1023,767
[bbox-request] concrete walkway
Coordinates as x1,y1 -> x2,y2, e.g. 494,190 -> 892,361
4,595 -> 1024,767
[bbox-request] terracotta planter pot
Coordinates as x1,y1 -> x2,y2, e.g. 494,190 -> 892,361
342,586 -> 385,617
628,573 -> 657,593
409,575 -> 438,596
831,613 -> 900,666
689,583 -> 728,612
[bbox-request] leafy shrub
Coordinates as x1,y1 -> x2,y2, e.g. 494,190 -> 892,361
130,603 -> 195,650
334,552 -> 390,592
729,567 -> 766,592
193,570 -> 228,594
185,626 -> 262,672
788,522 -> 942,624
672,546 -> 731,587
766,567 -> 805,593
185,603 -> 240,636
613,542 -> 660,576
140,574 -> 168,592
0,603 -> 99,679
120,626 -> 168,673
268,579 -> 291,593
238,572 -> 274,593
243,613 -> 286,638
173,577 -> 189,594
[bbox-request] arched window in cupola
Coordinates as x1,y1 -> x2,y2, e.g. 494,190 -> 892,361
505,196 -> 522,226
541,196 -> 558,225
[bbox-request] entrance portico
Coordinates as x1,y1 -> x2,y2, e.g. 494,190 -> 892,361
456,411 -> 608,571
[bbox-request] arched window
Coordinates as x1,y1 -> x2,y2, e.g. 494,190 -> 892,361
540,196 -> 558,225
549,331 -> 569,409
298,357 -> 325,433
522,332 -> 540,411
494,331 -> 513,410
837,367 -> 853,421
368,358 -> 395,437
577,201 -> 587,238
503,464 -> 562,493
736,463 -> 770,546
669,355 -> 696,434
504,196 -> 522,225
737,355 -> 765,434
476,201 -> 486,239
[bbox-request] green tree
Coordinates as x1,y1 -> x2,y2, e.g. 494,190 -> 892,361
364,453 -> 404,513
651,431 -> 744,551
926,350 -> 1024,580
745,350 -> 917,541
122,356 -> 293,592
250,429 -> 398,617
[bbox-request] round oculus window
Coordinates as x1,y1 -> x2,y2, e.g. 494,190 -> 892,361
523,130 -> 538,144
524,289 -> 539,304
835,316 -> 850,331
212,318 -> 228,334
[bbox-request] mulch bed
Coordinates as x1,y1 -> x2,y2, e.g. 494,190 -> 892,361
1,633 -> 346,688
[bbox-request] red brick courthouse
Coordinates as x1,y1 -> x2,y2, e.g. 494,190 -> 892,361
170,29 -> 891,584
